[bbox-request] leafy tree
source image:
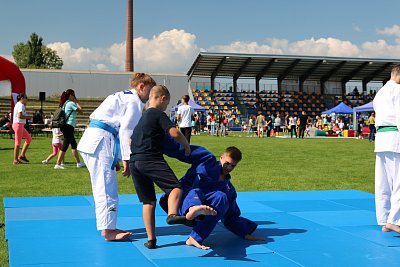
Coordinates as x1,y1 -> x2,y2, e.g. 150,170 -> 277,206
12,33 -> 63,69
42,47 -> 63,69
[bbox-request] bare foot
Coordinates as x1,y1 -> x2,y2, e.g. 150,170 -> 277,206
186,236 -> 210,250
382,225 -> 391,232
384,223 -> 400,234
102,229 -> 132,241
186,205 -> 217,220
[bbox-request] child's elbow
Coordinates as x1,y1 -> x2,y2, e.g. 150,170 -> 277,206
168,126 -> 179,137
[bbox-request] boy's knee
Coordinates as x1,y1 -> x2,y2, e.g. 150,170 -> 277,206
143,201 -> 156,207
188,188 -> 205,200
211,191 -> 229,213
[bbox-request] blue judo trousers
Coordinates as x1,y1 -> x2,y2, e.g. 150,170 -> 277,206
160,135 -> 257,244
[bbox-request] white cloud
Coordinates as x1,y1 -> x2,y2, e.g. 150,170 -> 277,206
207,37 -> 360,58
46,42 -> 108,70
134,29 -> 199,72
47,29 -> 200,73
377,24 -> 400,37
5,26 -> 400,73
208,41 -> 283,54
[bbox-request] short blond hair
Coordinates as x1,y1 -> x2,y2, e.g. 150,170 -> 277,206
391,64 -> 400,76
149,85 -> 170,99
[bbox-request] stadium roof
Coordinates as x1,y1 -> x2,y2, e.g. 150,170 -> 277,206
187,52 -> 400,83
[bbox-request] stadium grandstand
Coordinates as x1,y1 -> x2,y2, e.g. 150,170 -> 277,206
187,52 -> 400,120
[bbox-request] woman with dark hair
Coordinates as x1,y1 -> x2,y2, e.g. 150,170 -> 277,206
12,93 -> 32,165
54,89 -> 85,169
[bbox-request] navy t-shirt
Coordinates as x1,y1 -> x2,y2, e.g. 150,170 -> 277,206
130,107 -> 174,161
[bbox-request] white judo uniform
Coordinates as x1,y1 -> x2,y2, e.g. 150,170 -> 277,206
77,89 -> 144,230
373,80 -> 400,226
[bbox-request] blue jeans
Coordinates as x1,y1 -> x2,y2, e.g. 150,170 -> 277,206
369,125 -> 376,141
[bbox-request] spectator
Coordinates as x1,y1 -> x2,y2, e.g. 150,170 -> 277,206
12,93 -> 32,165
0,113 -> 11,130
367,112 -> 376,142
42,127 -> 63,164
210,113 -> 216,136
54,89 -> 85,169
32,109 -> 43,124
176,95 -> 194,143
265,114 -> 272,137
298,111 -> 308,139
206,112 -> 211,135
220,111 -> 228,137
288,114 -> 297,138
255,112 -> 266,138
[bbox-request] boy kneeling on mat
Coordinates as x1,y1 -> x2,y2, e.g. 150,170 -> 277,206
161,139 -> 265,250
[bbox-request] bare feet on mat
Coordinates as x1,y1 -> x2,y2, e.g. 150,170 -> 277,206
384,223 -> 400,234
186,205 -> 217,220
382,225 -> 391,232
102,229 -> 132,241
186,236 -> 210,250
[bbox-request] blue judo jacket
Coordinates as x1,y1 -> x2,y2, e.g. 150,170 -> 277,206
162,135 -> 257,238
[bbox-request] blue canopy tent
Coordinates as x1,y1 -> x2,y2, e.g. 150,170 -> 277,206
353,101 -> 374,113
322,102 -> 353,115
353,101 -> 374,130
170,99 -> 206,112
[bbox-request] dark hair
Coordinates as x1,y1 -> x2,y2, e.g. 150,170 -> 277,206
17,93 -> 27,102
224,146 -> 242,162
182,95 -> 190,103
59,89 -> 75,107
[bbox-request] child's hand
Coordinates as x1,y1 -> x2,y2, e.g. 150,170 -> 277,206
244,234 -> 266,241
115,162 -> 121,172
122,160 -> 130,176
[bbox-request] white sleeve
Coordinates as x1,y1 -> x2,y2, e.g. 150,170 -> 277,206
394,87 -> 400,130
119,101 -> 143,160
17,104 -> 24,114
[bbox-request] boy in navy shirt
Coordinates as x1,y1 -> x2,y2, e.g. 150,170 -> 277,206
130,85 -> 215,249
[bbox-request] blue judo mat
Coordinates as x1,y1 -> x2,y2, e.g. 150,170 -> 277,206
4,190 -> 400,266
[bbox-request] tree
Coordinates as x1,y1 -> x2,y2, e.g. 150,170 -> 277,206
12,33 -> 63,69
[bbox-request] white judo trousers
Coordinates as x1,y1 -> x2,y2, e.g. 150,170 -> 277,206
375,151 -> 400,226
80,128 -> 118,230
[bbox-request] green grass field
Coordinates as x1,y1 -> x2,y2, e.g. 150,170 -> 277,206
0,133 -> 376,266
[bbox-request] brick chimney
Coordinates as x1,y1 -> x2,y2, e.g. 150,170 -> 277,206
125,0 -> 133,72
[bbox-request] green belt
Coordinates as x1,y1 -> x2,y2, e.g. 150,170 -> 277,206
377,126 -> 398,132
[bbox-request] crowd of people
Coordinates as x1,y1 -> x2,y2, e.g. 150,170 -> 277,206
8,90 -> 86,168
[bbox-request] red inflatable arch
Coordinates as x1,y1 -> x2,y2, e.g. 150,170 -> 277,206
0,56 -> 26,113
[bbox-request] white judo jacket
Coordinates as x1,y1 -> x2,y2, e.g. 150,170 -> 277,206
373,80 -> 400,153
78,89 -> 144,161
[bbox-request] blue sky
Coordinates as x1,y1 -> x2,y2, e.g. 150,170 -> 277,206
1,0 -> 400,73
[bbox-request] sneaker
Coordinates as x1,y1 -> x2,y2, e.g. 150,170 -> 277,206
77,162 -> 86,168
18,155 -> 29,163
54,164 -> 65,169
13,160 -> 21,165
42,160 -> 48,165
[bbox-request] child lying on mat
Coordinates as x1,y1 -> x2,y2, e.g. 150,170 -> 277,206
161,137 -> 265,250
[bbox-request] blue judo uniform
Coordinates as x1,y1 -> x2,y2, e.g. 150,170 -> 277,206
161,136 -> 258,244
